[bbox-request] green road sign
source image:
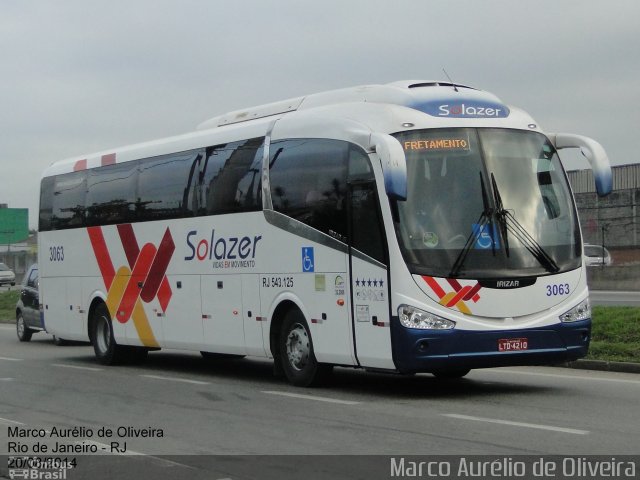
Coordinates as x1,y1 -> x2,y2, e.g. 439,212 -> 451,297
0,208 -> 29,244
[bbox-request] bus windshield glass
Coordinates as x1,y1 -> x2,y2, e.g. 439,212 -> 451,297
392,128 -> 581,278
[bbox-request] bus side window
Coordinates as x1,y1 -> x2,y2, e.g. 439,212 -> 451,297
201,137 -> 264,215
51,171 -> 87,230
137,150 -> 202,221
39,176 -> 55,231
269,138 -> 349,241
86,161 -> 139,227
348,147 -> 386,263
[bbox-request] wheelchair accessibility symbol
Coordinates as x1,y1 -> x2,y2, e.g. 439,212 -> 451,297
473,223 -> 500,250
302,247 -> 315,272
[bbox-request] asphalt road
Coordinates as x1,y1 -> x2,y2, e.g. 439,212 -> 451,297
1,325 -> 639,479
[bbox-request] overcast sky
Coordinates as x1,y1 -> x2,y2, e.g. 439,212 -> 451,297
2,0 -> 639,228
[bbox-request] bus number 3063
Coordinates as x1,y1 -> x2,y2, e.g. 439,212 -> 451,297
546,283 -> 569,296
49,246 -> 65,262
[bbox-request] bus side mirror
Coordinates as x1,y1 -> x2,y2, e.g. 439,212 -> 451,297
550,133 -> 613,196
371,133 -> 407,201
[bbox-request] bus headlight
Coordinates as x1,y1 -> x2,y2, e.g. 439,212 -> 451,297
559,299 -> 591,323
398,305 -> 456,330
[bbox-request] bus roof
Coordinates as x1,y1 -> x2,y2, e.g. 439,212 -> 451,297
43,80 -> 539,178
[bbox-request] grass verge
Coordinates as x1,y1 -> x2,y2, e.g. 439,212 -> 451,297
0,289 -> 19,323
0,290 -> 638,363
587,306 -> 640,363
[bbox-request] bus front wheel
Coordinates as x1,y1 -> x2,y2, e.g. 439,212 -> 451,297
278,309 -> 331,387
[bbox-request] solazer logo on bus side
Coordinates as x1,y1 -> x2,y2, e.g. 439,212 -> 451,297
185,229 -> 262,269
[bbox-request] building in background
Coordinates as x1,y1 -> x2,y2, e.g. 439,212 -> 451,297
567,163 -> 640,265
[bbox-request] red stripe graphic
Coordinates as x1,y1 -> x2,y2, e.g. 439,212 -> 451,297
87,227 -> 115,290
116,243 -> 156,323
101,153 -> 116,166
157,277 -> 172,313
446,285 -> 472,307
73,159 -> 87,172
464,283 -> 482,301
422,275 -> 483,312
422,276 -> 446,298
88,224 -> 175,327
141,228 -> 175,303
117,224 -> 140,269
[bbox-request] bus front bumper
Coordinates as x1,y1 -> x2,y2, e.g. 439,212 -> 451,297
391,319 -> 591,374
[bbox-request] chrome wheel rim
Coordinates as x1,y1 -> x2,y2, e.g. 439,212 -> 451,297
96,316 -> 110,354
285,323 -> 310,371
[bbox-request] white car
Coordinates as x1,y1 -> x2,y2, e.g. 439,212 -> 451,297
583,244 -> 612,267
0,262 -> 16,286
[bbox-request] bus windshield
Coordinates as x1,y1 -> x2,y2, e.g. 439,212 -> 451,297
392,128 -> 581,279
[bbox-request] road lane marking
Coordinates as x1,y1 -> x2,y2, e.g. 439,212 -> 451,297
140,374 -> 210,385
442,413 -> 589,435
262,390 -> 361,405
0,356 -> 23,361
0,377 -> 14,381
52,363 -> 103,372
0,417 -> 25,426
488,369 -> 640,385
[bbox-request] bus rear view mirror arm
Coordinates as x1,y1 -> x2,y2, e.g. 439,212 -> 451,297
549,133 -> 613,196
371,133 -> 407,201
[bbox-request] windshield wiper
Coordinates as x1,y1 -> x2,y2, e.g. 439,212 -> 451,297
491,173 -> 560,273
449,173 -> 495,277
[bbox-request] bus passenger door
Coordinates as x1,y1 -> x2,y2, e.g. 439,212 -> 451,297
242,275 -> 266,356
348,181 -> 395,370
201,275 -> 246,355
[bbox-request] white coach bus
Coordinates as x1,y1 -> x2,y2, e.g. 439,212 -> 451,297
38,80 -> 612,386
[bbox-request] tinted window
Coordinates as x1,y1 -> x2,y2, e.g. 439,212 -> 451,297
51,171 -> 87,229
347,148 -> 385,262
137,150 -> 202,221
39,177 -> 55,231
39,140 -> 264,231
351,182 -> 386,263
269,139 -> 349,240
201,138 -> 264,215
85,161 -> 138,226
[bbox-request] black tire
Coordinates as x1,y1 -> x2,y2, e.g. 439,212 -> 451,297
91,303 -> 127,365
278,309 -> 332,387
16,312 -> 33,342
432,368 -> 471,379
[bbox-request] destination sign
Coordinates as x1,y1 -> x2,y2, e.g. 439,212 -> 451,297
403,138 -> 469,152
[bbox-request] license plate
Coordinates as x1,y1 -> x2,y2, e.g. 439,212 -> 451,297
498,338 -> 528,352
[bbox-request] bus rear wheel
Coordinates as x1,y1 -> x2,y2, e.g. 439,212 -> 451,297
92,304 -> 127,365
279,309 -> 331,387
